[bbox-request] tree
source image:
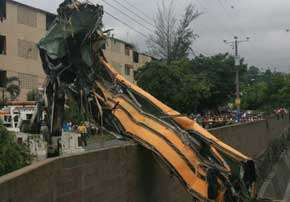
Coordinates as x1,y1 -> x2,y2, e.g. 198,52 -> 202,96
191,53 -> 247,110
136,59 -> 212,113
240,70 -> 290,111
241,81 -> 268,110
27,89 -> 41,101
0,124 -> 32,176
1,76 -> 21,103
242,65 -> 261,84
136,53 -> 250,113
148,1 -> 201,63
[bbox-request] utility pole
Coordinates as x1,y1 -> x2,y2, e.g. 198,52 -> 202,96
224,36 -> 250,122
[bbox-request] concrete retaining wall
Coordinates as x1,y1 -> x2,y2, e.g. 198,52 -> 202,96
0,143 -> 193,202
258,148 -> 290,200
210,117 -> 289,158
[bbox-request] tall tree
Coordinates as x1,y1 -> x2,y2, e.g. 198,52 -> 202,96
171,4 -> 200,60
148,1 -> 200,63
191,53 -> 247,110
136,59 -> 212,113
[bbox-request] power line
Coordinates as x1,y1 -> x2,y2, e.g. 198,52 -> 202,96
107,0 -> 154,28
194,47 -> 210,56
122,0 -> 153,21
104,11 -> 149,40
101,0 -> 153,33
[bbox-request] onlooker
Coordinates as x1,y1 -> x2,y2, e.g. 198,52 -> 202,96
63,122 -> 69,132
78,123 -> 87,146
190,111 -> 267,129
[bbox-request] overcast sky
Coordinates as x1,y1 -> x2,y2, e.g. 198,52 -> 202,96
18,0 -> 290,72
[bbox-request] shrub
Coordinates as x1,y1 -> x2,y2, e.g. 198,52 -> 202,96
0,125 -> 32,176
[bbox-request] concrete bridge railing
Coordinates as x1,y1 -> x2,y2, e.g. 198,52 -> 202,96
210,117 -> 289,158
0,143 -> 193,202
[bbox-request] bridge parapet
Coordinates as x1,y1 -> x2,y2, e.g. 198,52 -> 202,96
210,117 -> 289,158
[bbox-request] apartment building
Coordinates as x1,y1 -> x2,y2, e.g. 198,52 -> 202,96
104,38 -> 152,83
0,0 -> 54,100
0,0 -> 152,100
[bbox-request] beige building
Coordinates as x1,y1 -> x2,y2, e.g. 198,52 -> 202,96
0,0 -> 54,100
103,38 -> 152,83
0,0 -> 152,101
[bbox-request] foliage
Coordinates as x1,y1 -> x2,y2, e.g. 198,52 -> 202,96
27,89 -> 41,101
0,125 -> 32,176
148,1 -> 200,63
2,76 -> 21,101
136,59 -> 210,113
191,53 -> 247,110
64,96 -> 86,124
241,81 -> 268,110
241,71 -> 290,110
136,54 -> 246,113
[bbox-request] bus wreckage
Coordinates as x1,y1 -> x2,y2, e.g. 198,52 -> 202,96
37,1 -> 257,201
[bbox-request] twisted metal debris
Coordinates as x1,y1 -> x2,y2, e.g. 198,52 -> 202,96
37,1 -> 257,201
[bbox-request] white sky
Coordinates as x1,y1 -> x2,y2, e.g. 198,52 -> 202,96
17,0 -> 290,72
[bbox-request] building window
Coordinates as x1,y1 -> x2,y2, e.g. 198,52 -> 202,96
0,35 -> 6,55
18,73 -> 38,89
17,6 -> 37,27
133,51 -> 139,63
125,66 -> 130,76
0,70 -> 7,87
0,0 -> 7,21
125,64 -> 133,76
18,39 -> 38,60
125,44 -> 130,56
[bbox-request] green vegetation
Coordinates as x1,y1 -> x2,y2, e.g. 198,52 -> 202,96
27,88 -> 42,101
136,54 -> 290,113
5,76 -> 21,100
1,76 -> 21,105
241,70 -> 290,111
64,97 -> 86,124
0,124 -> 32,176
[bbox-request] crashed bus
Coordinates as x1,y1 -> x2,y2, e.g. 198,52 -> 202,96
36,1 -> 256,201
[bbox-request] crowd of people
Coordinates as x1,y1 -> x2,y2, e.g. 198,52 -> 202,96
191,111 -> 265,129
274,108 -> 289,120
191,108 -> 289,129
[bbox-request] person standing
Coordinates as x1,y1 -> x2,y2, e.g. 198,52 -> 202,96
78,123 -> 87,146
